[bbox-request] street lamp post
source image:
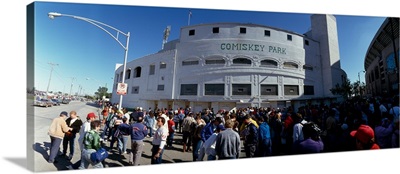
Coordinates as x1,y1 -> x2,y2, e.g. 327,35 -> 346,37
48,12 -> 130,110
358,70 -> 366,96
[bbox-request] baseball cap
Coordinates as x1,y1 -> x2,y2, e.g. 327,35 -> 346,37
87,112 -> 97,120
60,111 -> 68,117
350,124 -> 375,144
117,110 -> 124,114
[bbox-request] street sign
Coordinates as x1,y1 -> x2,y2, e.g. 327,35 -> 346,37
116,83 -> 127,95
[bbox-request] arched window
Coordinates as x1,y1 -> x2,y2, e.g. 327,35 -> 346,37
126,69 -> 131,79
232,58 -> 251,65
261,59 -> 278,67
303,65 -> 313,71
134,67 -> 141,78
283,62 -> 298,69
182,59 -> 199,66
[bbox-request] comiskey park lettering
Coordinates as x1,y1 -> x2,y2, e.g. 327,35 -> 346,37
220,43 -> 286,55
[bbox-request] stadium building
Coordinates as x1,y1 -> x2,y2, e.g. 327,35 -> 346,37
364,17 -> 399,97
111,14 -> 347,112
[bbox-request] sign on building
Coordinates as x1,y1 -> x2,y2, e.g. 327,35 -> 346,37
116,83 -> 128,95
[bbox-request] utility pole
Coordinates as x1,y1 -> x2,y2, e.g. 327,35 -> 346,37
46,62 -> 58,95
69,77 -> 75,99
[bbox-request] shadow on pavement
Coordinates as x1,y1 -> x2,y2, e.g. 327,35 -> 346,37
3,157 -> 28,171
32,142 -> 74,171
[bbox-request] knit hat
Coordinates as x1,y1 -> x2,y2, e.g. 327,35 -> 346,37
350,124 -> 375,144
60,111 -> 68,117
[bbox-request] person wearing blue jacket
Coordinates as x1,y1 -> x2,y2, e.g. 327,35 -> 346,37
242,115 -> 258,158
201,117 -> 223,142
257,116 -> 272,157
129,116 -> 148,166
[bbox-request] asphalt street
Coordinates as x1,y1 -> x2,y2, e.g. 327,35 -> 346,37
30,100 -> 247,172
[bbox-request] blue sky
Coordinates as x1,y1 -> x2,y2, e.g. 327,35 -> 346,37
33,1 -> 385,96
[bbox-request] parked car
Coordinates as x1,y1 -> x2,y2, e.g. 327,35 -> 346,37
62,98 -> 71,104
34,99 -> 53,107
51,99 -> 61,106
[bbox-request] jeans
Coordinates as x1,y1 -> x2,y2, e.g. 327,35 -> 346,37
258,139 -> 272,157
207,154 -> 216,160
121,135 -> 129,153
244,144 -> 257,158
100,124 -> 109,139
48,136 -> 62,163
129,140 -> 144,166
147,126 -> 153,137
79,149 -> 103,169
151,145 -> 164,164
192,140 -> 202,161
167,132 -> 174,146
62,133 -> 76,157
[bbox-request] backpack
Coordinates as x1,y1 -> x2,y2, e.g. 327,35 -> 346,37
90,147 -> 108,164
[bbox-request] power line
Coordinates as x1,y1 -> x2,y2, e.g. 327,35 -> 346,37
46,62 -> 59,94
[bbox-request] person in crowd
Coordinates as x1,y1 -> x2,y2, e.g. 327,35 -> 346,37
182,112 -> 195,152
172,110 -> 180,132
116,117 -> 131,155
178,108 -> 186,133
215,119 -> 241,160
389,98 -> 400,122
62,111 -> 83,160
191,114 -> 206,161
292,113 -> 307,153
47,111 -> 71,164
109,110 -> 124,151
100,109 -> 111,141
129,115 -> 148,166
79,120 -> 104,169
324,109 -> 338,152
151,117 -> 169,165
374,116 -> 394,149
297,122 -> 324,154
350,124 -> 380,150
282,112 -> 294,154
257,116 -> 272,157
241,115 -> 258,158
123,108 -> 130,123
269,111 -> 283,155
167,111 -> 176,148
199,124 -> 225,161
144,110 -> 156,138
68,112 -> 97,170
201,117 -> 223,143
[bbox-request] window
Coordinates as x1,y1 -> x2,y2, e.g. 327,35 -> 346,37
304,85 -> 314,95
213,27 -> 219,33
261,85 -> 278,96
157,85 -> 164,91
284,85 -> 299,95
287,34 -> 292,41
232,84 -> 251,95
160,62 -> 166,69
233,58 -> 251,65
134,67 -> 141,78
126,69 -> 131,79
283,62 -> 298,69
240,27 -> 246,34
303,65 -> 313,71
205,84 -> 224,95
260,59 -> 278,67
180,84 -> 198,95
131,86 -> 139,94
120,72 -> 123,81
264,30 -> 270,36
115,74 -> 119,82
189,29 -> 195,36
205,59 -> 225,65
182,60 -> 199,66
149,65 -> 155,75
305,40 -> 309,45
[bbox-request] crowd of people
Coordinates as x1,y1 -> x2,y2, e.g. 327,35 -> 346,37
46,95 -> 399,170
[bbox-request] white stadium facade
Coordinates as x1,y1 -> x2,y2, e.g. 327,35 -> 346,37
110,14 -> 347,113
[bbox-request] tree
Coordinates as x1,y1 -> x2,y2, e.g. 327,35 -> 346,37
95,86 -> 109,99
330,78 -> 353,99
